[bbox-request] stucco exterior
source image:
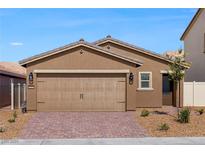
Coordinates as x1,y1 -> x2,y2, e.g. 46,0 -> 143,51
97,42 -> 172,108
182,9 -> 205,82
21,37 -> 183,111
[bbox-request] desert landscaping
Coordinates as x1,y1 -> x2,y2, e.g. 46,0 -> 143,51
1,106 -> 205,139
0,109 -> 34,139
136,106 -> 205,137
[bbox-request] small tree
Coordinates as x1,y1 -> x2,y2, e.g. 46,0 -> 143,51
167,49 -> 189,107
168,57 -> 185,83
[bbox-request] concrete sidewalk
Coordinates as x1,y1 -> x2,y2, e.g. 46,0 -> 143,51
1,137 -> 205,145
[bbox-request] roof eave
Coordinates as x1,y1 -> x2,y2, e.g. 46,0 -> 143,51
94,38 -> 173,64
19,41 -> 81,66
0,70 -> 26,79
19,42 -> 143,66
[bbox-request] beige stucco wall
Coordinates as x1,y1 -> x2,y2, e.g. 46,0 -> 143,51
25,44 -> 175,111
99,42 -> 171,108
26,46 -> 138,110
184,9 -> 205,82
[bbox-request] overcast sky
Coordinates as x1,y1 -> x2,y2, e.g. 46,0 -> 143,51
0,8 -> 197,62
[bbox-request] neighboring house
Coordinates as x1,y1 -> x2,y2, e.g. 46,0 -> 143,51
0,62 -> 26,108
163,50 -> 184,60
181,8 -> 205,82
20,36 -> 184,112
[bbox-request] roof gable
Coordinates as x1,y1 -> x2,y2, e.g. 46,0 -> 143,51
93,36 -> 173,64
180,8 -> 204,40
19,40 -> 143,66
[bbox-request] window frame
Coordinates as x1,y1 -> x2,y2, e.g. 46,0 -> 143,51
138,72 -> 153,90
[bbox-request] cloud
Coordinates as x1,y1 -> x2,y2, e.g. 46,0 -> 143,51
10,42 -> 24,46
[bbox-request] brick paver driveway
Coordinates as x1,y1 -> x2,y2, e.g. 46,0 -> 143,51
19,112 -> 148,139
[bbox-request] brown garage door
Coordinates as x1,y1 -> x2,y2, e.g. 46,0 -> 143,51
37,74 -> 126,111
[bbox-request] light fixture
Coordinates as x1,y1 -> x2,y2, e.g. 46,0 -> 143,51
29,72 -> 33,84
129,72 -> 134,84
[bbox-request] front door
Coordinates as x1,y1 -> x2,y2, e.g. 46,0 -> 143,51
162,74 -> 173,106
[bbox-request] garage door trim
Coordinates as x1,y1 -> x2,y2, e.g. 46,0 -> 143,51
34,69 -> 130,74
36,70 -> 128,111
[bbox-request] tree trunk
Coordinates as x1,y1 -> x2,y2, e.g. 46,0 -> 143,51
173,81 -> 180,107
173,80 -> 182,108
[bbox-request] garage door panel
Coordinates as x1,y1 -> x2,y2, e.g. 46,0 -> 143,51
82,77 -> 125,111
37,77 -> 79,111
37,74 -> 126,111
37,81 -> 49,103
116,80 -> 126,102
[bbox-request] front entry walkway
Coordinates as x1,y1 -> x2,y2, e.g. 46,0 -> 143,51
19,112 -> 147,139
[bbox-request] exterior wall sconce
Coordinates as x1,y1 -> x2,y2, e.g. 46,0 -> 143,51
129,72 -> 134,84
29,72 -> 33,84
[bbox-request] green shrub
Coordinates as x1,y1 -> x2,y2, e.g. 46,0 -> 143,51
178,108 -> 191,123
13,111 -> 17,118
0,127 -> 6,133
8,118 -> 16,123
140,109 -> 150,117
8,111 -> 17,123
158,123 -> 169,131
196,109 -> 204,115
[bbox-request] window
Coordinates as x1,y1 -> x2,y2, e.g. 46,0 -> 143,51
138,72 -> 152,90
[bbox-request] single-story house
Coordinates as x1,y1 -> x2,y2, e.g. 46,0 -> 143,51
0,62 -> 26,109
20,36 -> 184,112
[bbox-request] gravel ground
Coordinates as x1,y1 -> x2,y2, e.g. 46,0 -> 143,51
136,106 -> 205,137
0,110 -> 34,139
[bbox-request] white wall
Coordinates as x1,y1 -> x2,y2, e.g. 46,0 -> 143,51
184,81 -> 205,106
